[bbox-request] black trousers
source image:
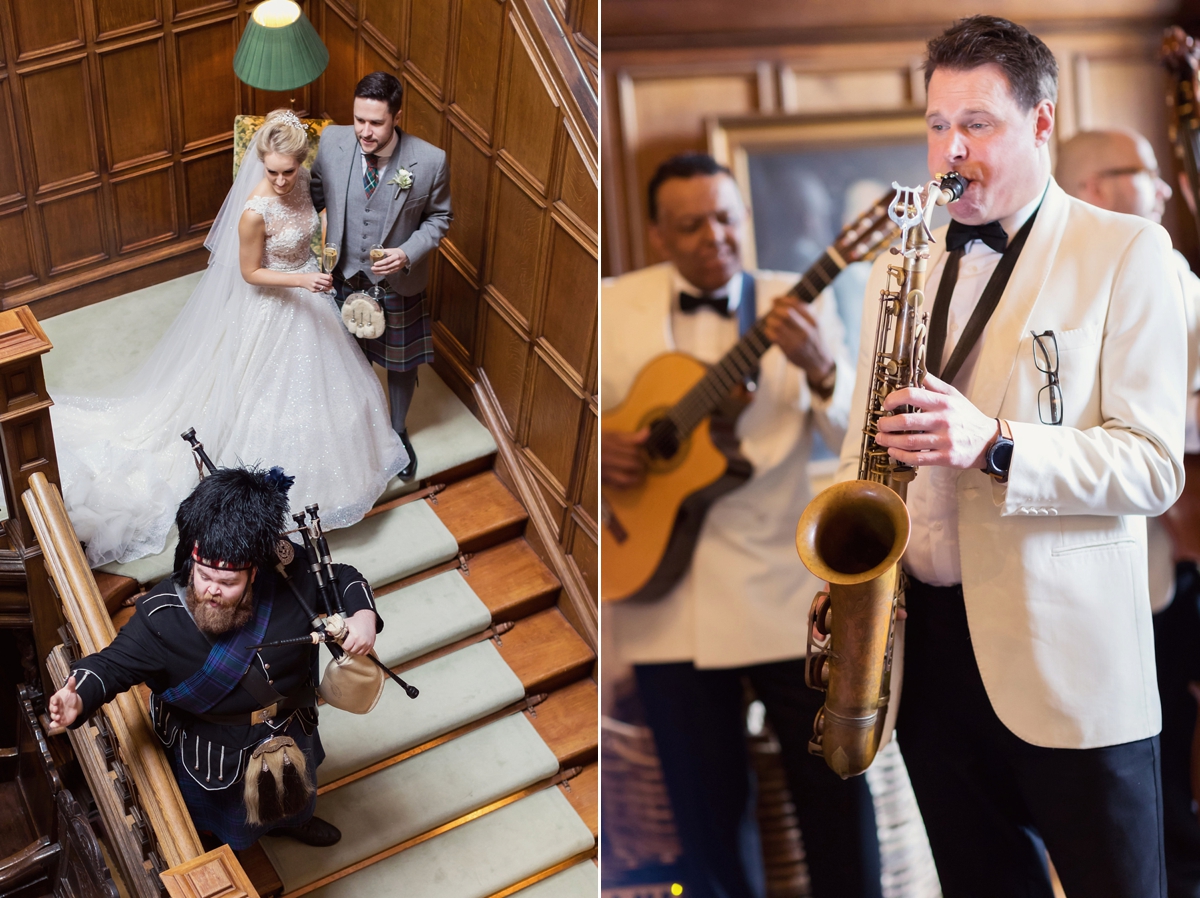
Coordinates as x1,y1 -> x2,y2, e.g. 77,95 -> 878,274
899,578 -> 1166,897
1155,562 -> 1200,898
636,660 -> 882,898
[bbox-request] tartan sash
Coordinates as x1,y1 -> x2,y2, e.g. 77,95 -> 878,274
160,569 -> 275,714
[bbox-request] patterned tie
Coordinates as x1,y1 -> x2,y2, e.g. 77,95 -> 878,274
364,153 -> 380,199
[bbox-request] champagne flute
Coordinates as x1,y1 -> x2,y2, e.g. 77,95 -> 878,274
322,243 -> 339,296
369,243 -> 386,270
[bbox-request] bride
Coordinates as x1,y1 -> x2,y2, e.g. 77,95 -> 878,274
52,110 -> 408,567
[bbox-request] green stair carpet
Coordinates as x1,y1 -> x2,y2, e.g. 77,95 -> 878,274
315,640 -> 525,786
513,862 -> 598,898
304,788 -> 595,898
372,570 -> 492,669
263,713 -> 560,892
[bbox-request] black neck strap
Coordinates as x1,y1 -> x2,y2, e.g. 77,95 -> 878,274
927,203 -> 1041,385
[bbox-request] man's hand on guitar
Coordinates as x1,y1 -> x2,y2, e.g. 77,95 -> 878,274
763,295 -> 836,391
602,428 -> 649,488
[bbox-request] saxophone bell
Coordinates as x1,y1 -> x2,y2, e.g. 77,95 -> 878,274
796,172 -> 964,778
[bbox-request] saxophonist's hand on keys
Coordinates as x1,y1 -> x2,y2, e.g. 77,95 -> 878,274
874,373 -> 1001,470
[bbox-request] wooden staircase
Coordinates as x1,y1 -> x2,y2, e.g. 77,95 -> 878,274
97,463 -> 597,898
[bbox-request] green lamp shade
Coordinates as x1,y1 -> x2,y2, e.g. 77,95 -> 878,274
233,7 -> 329,92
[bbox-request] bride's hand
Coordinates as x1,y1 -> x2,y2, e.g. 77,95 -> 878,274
297,272 -> 333,293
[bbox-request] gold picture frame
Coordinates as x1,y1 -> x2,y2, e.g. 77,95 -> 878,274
707,110 -> 931,272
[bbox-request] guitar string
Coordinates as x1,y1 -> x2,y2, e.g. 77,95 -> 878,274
666,254 -> 843,437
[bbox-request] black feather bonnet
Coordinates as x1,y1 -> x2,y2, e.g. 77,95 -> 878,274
173,466 -> 294,577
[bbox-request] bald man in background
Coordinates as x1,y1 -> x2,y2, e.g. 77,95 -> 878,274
1059,128 -> 1200,898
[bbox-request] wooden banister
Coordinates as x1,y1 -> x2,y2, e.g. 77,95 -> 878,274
24,471 -> 223,896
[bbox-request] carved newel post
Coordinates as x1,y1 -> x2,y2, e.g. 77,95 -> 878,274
0,306 -> 65,697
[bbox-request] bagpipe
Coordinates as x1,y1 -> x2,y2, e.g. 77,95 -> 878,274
181,428 -> 418,711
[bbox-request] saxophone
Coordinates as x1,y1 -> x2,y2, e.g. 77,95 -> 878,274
795,172 -> 966,779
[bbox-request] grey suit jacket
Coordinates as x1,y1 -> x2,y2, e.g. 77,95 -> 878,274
310,125 -> 452,295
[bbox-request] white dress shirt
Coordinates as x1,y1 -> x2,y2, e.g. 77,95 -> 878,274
668,271 -> 743,365
904,185 -> 1047,586
602,263 -> 854,668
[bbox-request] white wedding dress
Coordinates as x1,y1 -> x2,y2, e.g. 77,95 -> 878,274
51,142 -> 407,567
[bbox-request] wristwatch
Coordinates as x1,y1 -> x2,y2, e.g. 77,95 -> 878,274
983,418 -> 1014,483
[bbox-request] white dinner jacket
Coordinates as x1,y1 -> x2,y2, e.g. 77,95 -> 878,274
602,263 -> 853,669
838,178 -> 1187,749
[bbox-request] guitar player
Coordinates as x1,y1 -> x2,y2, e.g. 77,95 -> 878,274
600,153 -> 883,898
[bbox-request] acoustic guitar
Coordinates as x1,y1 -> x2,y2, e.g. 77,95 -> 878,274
601,193 -> 902,603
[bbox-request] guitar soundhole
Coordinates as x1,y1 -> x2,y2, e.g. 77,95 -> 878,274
645,417 -> 681,461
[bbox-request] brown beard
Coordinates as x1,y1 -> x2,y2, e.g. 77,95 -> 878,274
185,580 -> 254,636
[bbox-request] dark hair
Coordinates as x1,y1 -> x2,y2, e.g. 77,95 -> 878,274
354,71 -> 404,115
924,15 -> 1058,111
647,152 -> 732,222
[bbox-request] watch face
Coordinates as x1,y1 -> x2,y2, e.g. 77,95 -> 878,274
990,439 -> 1014,474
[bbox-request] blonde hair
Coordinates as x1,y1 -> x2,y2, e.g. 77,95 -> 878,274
255,109 -> 309,162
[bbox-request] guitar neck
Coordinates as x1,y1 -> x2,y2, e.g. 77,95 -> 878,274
670,252 -> 845,435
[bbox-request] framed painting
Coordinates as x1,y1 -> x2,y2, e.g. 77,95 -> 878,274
707,109 -> 943,274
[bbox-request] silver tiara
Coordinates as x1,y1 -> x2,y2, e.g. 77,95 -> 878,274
274,110 -> 304,132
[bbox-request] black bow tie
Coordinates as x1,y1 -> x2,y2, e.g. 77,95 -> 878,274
679,292 -> 731,317
946,219 -> 1008,253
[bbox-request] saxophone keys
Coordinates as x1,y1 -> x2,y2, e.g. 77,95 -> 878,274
805,652 -> 830,691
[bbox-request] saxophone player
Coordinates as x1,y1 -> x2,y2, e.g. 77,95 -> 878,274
841,16 -> 1186,896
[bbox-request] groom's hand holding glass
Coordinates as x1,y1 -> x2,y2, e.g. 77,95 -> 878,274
370,245 -> 409,276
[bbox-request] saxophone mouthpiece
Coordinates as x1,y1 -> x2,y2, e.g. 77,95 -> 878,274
935,172 -> 968,205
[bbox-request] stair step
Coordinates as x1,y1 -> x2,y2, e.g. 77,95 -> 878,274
372,365 -> 497,506
529,680 -> 598,768
235,843 -> 283,898
497,609 -> 595,694
433,472 -> 527,553
325,500 -> 458,590
316,640 -> 525,786
559,764 -> 598,837
466,540 -> 560,620
94,571 -> 139,616
94,491 -> 458,590
508,861 -> 597,898
300,787 -> 595,898
264,713 -> 560,893
372,570 -> 491,668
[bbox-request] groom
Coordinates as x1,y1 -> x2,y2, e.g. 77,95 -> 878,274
311,71 -> 453,480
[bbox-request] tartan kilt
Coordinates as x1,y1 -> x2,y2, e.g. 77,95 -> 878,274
170,716 -> 324,850
335,281 -> 434,373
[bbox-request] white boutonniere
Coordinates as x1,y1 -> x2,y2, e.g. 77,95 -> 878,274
389,168 -> 414,197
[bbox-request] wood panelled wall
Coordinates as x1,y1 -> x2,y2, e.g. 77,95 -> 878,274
0,0 -> 327,311
602,3 -> 1200,278
0,0 -> 598,617
312,0 -> 600,617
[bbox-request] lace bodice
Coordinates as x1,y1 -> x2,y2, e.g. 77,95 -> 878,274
243,169 -> 320,272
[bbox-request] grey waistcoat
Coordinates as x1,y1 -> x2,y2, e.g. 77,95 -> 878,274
338,151 -> 393,283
